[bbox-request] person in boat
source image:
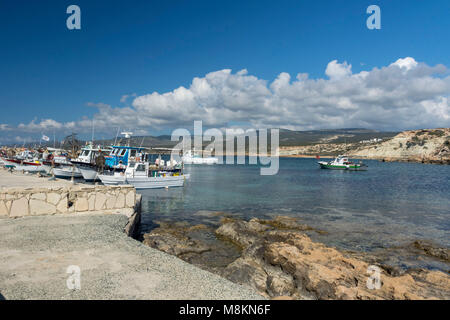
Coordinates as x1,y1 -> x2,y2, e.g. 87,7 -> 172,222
95,150 -> 105,174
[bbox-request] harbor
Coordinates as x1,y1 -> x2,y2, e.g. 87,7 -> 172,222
1,134 -> 450,300
1,1 -> 450,305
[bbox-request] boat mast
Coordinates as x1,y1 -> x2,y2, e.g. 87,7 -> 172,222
114,127 -> 120,146
91,119 -> 95,146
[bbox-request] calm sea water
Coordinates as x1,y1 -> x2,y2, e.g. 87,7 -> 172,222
139,157 -> 450,269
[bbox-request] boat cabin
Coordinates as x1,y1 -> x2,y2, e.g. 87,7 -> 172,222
105,146 -> 148,168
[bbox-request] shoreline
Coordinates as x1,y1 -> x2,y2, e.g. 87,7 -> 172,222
279,154 -> 450,164
142,216 -> 450,300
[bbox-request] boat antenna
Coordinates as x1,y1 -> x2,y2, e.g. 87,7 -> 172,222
91,119 -> 95,146
139,136 -> 145,148
114,127 -> 120,146
121,131 -> 133,147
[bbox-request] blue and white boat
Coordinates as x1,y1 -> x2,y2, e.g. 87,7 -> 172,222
104,146 -> 149,170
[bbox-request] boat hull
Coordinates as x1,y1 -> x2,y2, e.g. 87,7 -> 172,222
79,167 -> 99,181
52,167 -> 83,178
97,173 -> 126,185
13,164 -> 45,173
318,162 -> 367,171
126,175 -> 186,189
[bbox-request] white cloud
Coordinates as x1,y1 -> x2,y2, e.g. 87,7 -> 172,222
18,119 -> 64,131
5,57 -> 450,141
120,93 -> 137,104
325,60 -> 352,79
0,124 -> 11,131
390,57 -> 418,71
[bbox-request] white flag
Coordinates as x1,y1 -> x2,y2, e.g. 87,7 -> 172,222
42,135 -> 50,142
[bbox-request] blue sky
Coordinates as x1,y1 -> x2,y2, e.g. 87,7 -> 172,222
0,0 -> 449,142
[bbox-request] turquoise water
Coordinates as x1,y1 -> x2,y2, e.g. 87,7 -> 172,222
139,157 -> 450,269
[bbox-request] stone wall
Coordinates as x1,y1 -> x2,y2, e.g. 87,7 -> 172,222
0,185 -> 137,218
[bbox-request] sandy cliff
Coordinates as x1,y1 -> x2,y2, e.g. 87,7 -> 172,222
350,128 -> 450,163
279,128 -> 450,164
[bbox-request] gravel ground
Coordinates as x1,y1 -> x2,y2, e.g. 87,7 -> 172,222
0,169 -> 72,189
0,214 -> 263,300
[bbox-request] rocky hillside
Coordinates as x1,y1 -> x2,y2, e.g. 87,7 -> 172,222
280,128 -> 450,164
350,128 -> 450,164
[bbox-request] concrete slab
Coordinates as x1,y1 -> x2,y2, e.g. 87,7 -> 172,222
0,169 -> 72,189
0,213 -> 263,300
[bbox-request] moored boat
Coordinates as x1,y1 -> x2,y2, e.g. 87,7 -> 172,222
318,155 -> 367,171
98,161 -> 187,189
71,143 -> 112,181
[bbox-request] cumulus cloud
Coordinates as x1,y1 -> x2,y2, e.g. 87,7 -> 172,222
0,124 -> 11,131
6,57 -> 450,141
325,60 -> 352,79
18,119 -> 66,131
390,57 -> 418,71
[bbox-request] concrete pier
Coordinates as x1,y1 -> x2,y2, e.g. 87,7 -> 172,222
0,169 -> 262,300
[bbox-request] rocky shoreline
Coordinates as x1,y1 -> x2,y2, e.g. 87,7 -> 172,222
142,215 -> 450,300
280,128 -> 450,165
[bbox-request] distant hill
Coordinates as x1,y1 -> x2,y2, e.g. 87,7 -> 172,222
6,128 -> 399,149
91,128 -> 398,149
277,128 -> 398,146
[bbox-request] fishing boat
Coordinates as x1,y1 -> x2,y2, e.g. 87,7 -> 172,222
13,162 -> 45,173
70,143 -> 112,181
2,151 -> 46,173
125,162 -> 187,189
318,155 -> 367,171
104,146 -> 149,170
98,160 -> 188,189
40,151 -> 72,175
182,150 -> 219,165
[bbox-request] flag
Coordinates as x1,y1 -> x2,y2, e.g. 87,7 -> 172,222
42,135 -> 50,142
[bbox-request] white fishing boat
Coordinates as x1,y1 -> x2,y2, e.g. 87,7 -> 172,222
182,150 -> 218,165
71,143 -> 112,181
98,161 -> 187,189
125,162 -> 186,189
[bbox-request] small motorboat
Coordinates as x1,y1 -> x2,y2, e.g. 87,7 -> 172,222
318,155 -> 367,171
